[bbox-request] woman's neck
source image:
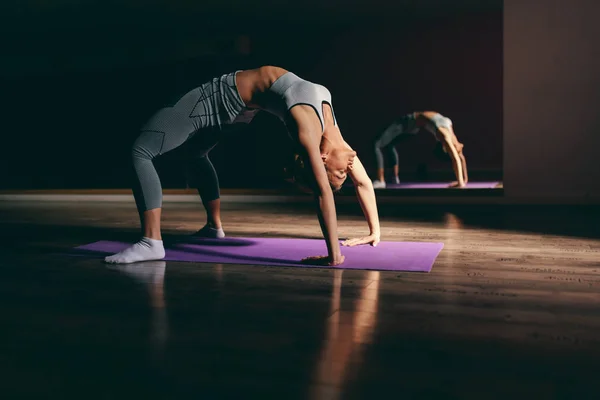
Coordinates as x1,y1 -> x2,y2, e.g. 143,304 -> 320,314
321,129 -> 346,151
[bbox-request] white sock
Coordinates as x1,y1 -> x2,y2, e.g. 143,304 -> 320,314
193,223 -> 225,239
372,180 -> 386,189
394,176 -> 400,184
104,237 -> 165,264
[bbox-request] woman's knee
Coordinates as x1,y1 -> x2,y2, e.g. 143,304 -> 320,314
132,131 -> 164,161
374,139 -> 385,153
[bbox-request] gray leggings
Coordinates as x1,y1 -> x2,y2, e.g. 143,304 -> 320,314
373,113 -> 419,169
131,71 -> 247,212
374,129 -> 401,169
131,108 -> 221,212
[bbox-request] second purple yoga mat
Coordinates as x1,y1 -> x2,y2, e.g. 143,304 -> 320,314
74,237 -> 444,272
383,181 -> 500,189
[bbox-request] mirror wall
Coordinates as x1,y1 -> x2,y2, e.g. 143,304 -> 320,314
1,1 -> 502,195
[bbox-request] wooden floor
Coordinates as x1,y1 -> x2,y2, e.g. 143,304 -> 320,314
1,198 -> 600,399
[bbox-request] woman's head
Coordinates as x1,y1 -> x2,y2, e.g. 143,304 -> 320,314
434,140 -> 464,161
322,146 -> 356,191
284,146 -> 356,193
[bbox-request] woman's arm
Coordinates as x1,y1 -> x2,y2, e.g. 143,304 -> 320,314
344,156 -> 381,247
297,133 -> 344,266
439,132 -> 465,188
460,152 -> 469,184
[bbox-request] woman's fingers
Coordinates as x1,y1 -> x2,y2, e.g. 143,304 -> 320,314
342,236 -> 380,247
342,238 -> 367,247
301,255 -> 329,265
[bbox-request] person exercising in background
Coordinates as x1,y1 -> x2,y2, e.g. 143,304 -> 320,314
372,111 -> 468,188
104,66 -> 381,266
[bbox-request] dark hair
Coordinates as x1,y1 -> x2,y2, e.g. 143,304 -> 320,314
284,155 -> 313,193
330,183 -> 343,193
433,141 -> 451,162
285,155 -> 344,194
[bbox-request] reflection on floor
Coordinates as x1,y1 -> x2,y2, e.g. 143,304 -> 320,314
0,199 -> 599,399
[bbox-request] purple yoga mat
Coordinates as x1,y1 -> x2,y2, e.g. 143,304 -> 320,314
383,181 -> 500,189
73,237 -> 444,272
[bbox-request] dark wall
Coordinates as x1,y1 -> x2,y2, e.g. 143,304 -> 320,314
504,0 -> 600,201
0,1 -> 502,190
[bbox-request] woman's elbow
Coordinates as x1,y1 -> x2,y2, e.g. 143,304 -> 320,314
354,177 -> 372,190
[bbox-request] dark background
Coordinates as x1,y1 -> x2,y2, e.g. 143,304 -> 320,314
0,0 -> 503,190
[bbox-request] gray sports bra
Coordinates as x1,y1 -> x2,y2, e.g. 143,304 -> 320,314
260,72 -> 337,132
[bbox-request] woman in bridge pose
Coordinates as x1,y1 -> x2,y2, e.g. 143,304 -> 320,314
372,111 -> 468,188
105,66 -> 381,266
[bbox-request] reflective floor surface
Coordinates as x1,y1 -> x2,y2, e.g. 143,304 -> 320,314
1,199 -> 599,399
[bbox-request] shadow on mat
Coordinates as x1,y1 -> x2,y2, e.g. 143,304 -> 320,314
169,242 -> 308,266
66,241 -> 315,267
172,237 -> 256,247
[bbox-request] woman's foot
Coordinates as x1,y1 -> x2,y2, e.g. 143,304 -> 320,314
193,223 -> 225,239
394,176 -> 400,184
104,237 -> 166,264
372,180 -> 386,189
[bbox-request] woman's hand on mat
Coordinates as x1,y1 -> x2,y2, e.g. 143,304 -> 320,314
341,233 -> 380,247
448,181 -> 466,188
302,254 -> 345,266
